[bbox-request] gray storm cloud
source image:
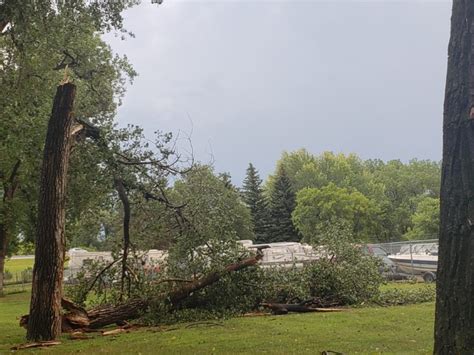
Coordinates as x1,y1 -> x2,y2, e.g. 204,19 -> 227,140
105,1 -> 451,184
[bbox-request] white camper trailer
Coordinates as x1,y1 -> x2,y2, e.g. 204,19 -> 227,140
241,241 -> 320,267
64,241 -> 319,281
64,248 -> 168,281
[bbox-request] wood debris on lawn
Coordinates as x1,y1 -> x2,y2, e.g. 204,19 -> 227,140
11,341 -> 61,350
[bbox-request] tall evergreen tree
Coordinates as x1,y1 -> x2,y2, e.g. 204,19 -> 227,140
241,163 -> 269,242
267,166 -> 300,242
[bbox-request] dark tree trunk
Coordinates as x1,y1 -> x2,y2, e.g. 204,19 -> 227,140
87,298 -> 149,329
27,83 -> 77,342
0,159 -> 21,296
114,178 -> 131,300
435,1 -> 474,353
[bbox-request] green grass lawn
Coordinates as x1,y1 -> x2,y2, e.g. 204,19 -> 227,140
4,258 -> 34,274
380,281 -> 433,291
3,258 -> 34,289
0,289 -> 434,354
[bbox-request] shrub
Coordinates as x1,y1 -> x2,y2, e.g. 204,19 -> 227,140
372,284 -> 436,306
4,269 -> 13,281
21,267 -> 33,283
305,223 -> 384,305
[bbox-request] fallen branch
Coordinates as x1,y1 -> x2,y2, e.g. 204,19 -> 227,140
102,328 -> 129,336
169,252 -> 263,305
19,251 -> 264,332
85,257 -> 123,295
87,252 -> 263,328
185,321 -> 223,329
11,341 -> 61,350
69,332 -> 90,340
260,302 -> 343,315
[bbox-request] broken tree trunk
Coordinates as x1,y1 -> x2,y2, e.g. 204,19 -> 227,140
87,298 -> 149,329
27,83 -> 77,341
21,252 -> 263,331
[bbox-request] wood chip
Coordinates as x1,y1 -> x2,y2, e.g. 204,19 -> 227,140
11,341 -> 61,350
69,331 -> 90,340
101,328 -> 128,336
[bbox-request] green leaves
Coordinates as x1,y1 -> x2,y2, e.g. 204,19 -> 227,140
268,150 -> 441,243
0,0 -> 138,253
293,183 -> 379,243
403,197 -> 439,240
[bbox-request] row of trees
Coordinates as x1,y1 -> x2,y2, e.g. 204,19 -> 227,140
241,150 -> 440,244
41,150 -> 440,252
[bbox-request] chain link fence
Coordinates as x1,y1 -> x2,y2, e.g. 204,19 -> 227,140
366,239 -> 438,281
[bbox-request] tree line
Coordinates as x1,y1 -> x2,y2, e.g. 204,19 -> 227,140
242,150 -> 440,244
48,149 -> 440,254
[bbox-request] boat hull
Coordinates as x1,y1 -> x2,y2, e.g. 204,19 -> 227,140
388,255 -> 437,274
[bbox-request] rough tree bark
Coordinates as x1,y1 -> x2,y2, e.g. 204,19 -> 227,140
434,0 -> 474,353
27,83 -> 77,341
0,160 -> 21,297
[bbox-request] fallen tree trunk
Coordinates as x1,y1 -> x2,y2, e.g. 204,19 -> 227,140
260,302 -> 343,315
21,251 -> 263,331
169,252 -> 263,305
88,298 -> 149,329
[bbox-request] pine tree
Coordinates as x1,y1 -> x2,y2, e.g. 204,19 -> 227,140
267,166 -> 300,242
218,172 -> 236,191
241,163 -> 269,242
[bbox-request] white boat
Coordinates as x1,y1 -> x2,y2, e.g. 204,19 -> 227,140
388,253 -> 438,275
388,242 -> 438,282
242,241 -> 319,267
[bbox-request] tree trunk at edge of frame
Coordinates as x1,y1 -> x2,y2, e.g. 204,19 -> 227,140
435,0 -> 474,353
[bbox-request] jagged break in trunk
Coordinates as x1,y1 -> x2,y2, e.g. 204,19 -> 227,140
27,83 -> 77,342
20,252 -> 264,330
434,0 -> 474,353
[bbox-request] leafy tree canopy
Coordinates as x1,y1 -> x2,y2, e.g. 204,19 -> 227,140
292,183 -> 379,243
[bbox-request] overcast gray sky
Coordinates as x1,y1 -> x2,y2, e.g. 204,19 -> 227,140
105,0 -> 451,185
